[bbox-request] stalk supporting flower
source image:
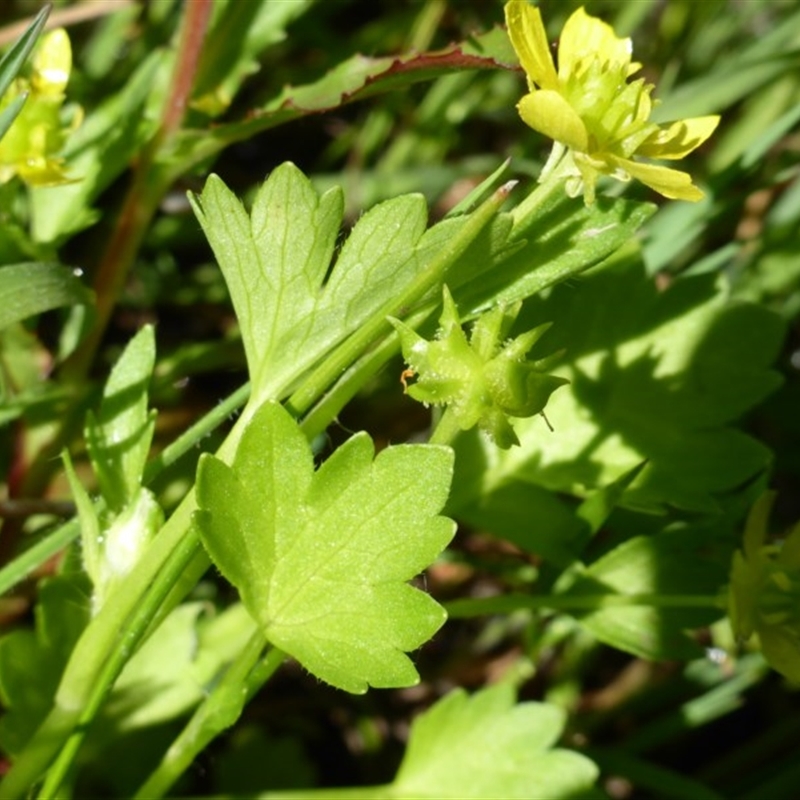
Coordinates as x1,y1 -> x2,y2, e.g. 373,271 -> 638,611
504,1 -> 719,204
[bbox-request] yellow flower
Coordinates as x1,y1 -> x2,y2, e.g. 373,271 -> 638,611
0,28 -> 80,187
504,1 -> 719,204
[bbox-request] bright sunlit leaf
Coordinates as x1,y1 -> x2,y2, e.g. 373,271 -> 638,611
195,401 -> 456,693
391,683 -> 599,799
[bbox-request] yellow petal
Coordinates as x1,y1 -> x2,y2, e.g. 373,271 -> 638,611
17,157 -> 71,187
32,29 -> 72,96
608,155 -> 704,201
504,0 -> 558,91
518,90 -> 589,151
639,116 -> 720,160
559,7 -> 632,81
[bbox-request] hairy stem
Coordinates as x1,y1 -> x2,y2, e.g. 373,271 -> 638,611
134,641 -> 284,799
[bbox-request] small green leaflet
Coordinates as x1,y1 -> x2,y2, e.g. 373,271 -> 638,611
391,683 -> 599,799
84,324 -> 156,513
194,401 -> 455,693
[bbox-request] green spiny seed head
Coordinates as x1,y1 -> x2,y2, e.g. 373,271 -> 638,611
390,286 -> 567,448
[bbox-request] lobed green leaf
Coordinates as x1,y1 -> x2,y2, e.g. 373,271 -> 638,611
195,401 -> 456,693
390,683 -> 600,799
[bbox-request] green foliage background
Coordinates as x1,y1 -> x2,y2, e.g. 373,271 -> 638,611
1,1 -> 799,798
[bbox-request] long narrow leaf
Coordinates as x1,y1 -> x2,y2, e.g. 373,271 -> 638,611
0,92 -> 25,140
0,263 -> 93,331
0,5 -> 50,100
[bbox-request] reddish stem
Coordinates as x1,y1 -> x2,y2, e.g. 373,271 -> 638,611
159,0 -> 214,144
22,0 -> 214,510
63,0 -> 213,381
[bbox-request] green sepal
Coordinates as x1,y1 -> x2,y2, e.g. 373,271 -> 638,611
61,449 -> 102,590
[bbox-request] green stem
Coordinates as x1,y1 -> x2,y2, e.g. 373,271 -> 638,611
286,180 -> 516,419
0,518 -> 79,596
142,382 -> 251,482
428,406 -> 463,447
133,637 -> 284,800
299,306 -> 432,441
446,592 -> 726,618
509,146 -> 569,232
36,522 -> 204,800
